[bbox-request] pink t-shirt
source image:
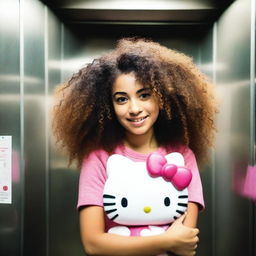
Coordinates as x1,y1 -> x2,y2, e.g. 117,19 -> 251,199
77,144 -> 204,231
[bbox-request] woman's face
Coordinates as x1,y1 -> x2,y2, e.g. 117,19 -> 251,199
112,72 -> 160,139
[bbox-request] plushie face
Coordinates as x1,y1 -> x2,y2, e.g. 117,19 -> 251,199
103,153 -> 190,226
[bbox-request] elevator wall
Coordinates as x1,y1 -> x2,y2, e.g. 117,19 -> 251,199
214,0 -> 255,255
0,1 -> 21,255
0,0 -> 255,256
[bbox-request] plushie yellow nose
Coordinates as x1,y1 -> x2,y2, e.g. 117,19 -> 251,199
144,206 -> 151,213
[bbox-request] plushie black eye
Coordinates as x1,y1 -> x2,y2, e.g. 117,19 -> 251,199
164,197 -> 170,206
121,197 -> 128,207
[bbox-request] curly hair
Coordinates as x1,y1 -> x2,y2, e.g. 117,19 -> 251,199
52,37 -> 218,167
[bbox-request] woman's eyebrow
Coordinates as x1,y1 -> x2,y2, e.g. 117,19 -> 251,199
112,91 -> 127,97
112,88 -> 150,97
136,87 -> 151,94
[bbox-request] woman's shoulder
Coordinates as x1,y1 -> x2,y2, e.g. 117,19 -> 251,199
82,148 -> 110,166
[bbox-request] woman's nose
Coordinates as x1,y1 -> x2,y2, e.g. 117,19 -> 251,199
129,99 -> 142,115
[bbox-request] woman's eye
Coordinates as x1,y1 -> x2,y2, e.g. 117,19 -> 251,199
140,93 -> 151,100
115,97 -> 127,104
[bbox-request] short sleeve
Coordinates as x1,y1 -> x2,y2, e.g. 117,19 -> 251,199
184,148 -> 205,210
77,150 -> 108,210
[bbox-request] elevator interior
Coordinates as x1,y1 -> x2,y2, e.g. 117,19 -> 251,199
0,0 -> 255,255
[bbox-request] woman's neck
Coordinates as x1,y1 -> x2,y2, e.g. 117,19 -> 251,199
124,133 -> 159,154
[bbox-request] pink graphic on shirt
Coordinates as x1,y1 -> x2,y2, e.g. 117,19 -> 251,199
147,153 -> 192,190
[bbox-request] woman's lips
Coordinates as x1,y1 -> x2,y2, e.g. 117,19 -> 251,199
127,116 -> 149,126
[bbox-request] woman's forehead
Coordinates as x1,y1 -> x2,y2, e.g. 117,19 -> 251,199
112,73 -> 146,92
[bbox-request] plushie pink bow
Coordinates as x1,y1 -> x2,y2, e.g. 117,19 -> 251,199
146,153 -> 192,191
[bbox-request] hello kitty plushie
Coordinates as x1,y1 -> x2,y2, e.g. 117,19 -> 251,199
103,152 -> 192,255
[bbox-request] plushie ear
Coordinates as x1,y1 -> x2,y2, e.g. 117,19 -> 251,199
106,154 -> 133,177
165,152 -> 185,166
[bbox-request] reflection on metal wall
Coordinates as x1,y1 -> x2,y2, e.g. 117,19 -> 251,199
22,0 -> 47,255
0,1 -> 21,256
196,30 -> 215,256
47,9 -> 82,256
0,0 -> 64,255
214,0 -> 254,255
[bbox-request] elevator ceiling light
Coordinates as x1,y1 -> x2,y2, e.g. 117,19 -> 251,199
60,0 -> 214,10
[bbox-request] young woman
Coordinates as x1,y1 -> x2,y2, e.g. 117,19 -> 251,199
53,38 -> 217,256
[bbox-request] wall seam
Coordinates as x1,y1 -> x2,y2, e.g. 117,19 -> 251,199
60,23 -> 64,82
19,0 -> 25,255
250,1 -> 256,255
250,0 -> 255,165
212,21 -> 217,256
44,5 -> 50,256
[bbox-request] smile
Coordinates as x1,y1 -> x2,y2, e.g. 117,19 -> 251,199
127,116 -> 149,123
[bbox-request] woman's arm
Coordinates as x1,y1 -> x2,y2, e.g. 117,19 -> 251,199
183,202 -> 199,228
80,206 -> 199,256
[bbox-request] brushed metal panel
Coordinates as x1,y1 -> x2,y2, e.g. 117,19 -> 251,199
196,28 -> 215,256
22,0 -> 47,255
0,1 -> 21,256
47,11 -> 85,256
215,0 -> 252,255
254,1 -> 256,253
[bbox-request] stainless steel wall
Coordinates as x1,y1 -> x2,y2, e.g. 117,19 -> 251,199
214,0 -> 255,255
0,0 -> 255,256
0,0 -> 64,255
0,1 -> 21,255
22,0 -> 47,255
47,10 -> 84,256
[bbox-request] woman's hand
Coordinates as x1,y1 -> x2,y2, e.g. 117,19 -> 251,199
164,214 -> 199,256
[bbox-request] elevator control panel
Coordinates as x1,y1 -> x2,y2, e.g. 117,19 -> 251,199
0,136 -> 12,204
